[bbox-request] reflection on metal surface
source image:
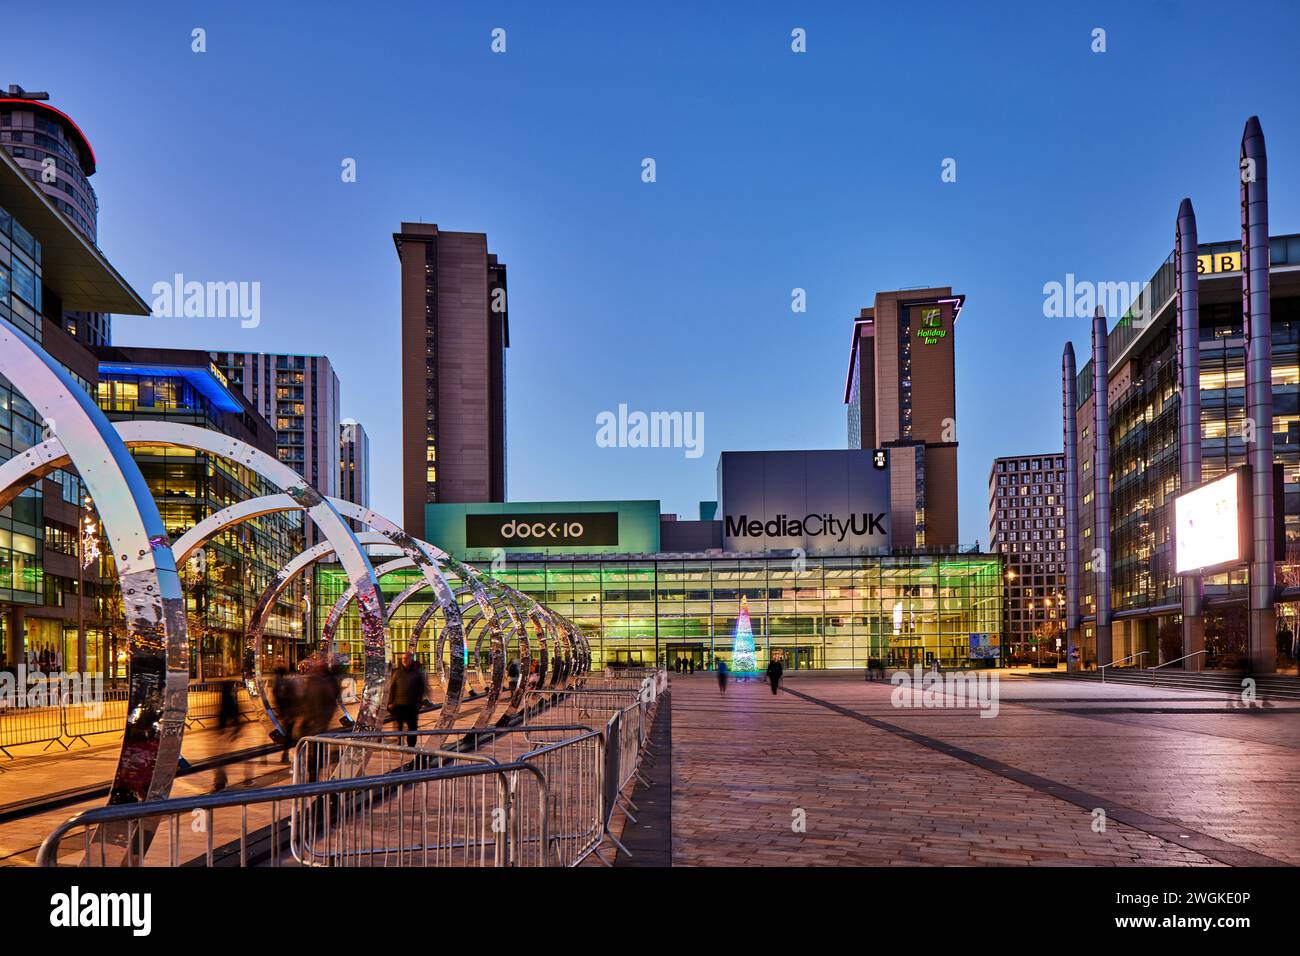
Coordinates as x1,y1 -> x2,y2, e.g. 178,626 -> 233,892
0,390 -> 588,801
0,321 -> 189,817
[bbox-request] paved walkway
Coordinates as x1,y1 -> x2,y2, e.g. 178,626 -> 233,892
667,673 -> 1300,866
0,695 -> 499,866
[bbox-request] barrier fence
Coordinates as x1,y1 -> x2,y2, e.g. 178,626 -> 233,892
0,679 -> 259,757
35,669 -> 668,868
36,760 -> 549,868
329,725 -> 610,866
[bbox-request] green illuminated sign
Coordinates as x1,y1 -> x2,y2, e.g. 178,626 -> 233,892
916,307 -> 946,344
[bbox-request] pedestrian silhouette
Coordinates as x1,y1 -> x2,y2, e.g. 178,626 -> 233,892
766,658 -> 784,695
716,659 -> 728,695
212,680 -> 243,791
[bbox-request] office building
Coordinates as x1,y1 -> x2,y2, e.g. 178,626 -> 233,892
94,346 -> 307,674
393,223 -> 508,534
1071,235 -> 1300,669
210,352 -> 342,498
988,453 -> 1067,659
318,449 -> 1002,672
0,142 -> 147,674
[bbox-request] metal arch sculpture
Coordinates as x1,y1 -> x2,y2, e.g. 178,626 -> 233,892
245,534 -> 403,736
328,558 -> 577,696
0,321 -> 189,809
174,493 -> 477,731
0,423 -> 395,733
261,503 -> 482,731
459,576 -> 532,727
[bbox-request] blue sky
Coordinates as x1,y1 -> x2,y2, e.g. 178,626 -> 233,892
5,0 -> 1300,545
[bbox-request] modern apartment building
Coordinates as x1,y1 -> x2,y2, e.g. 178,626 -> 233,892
339,417 -> 370,511
988,453 -> 1067,659
393,223 -> 508,534
210,352 -> 342,499
0,84 -> 109,348
845,287 -> 963,548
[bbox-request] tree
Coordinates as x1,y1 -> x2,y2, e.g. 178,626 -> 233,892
732,595 -> 758,672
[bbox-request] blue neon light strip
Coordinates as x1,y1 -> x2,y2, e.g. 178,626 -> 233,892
97,362 -> 244,413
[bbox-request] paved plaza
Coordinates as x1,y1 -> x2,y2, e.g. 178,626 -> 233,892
660,673 -> 1300,867
3,672 -> 1298,867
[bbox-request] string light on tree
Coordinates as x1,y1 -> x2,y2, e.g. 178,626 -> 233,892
732,595 -> 758,673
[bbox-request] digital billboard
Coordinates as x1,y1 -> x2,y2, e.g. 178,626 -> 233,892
1173,469 -> 1249,575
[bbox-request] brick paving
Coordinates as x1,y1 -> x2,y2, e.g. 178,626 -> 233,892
668,673 -> 1300,866
0,696 -> 497,865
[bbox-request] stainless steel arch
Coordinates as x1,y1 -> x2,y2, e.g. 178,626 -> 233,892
160,489 -> 472,732
0,321 -> 189,809
246,533 -> 402,736
0,424 -> 391,730
462,574 -> 531,726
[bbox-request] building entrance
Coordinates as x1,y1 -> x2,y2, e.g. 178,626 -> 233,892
770,645 -> 814,670
666,642 -> 707,672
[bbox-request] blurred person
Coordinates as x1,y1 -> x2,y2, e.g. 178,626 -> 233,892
299,654 -> 342,782
272,659 -> 298,764
386,652 -> 427,748
716,658 -> 728,695
212,680 -> 243,791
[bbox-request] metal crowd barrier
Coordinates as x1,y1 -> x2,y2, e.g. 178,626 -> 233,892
292,734 -> 493,786
0,696 -> 66,756
36,760 -> 550,868
37,670 -> 668,867
522,677 -> 666,858
0,679 -> 258,755
60,687 -> 130,744
184,681 -> 260,728
336,725 -> 610,866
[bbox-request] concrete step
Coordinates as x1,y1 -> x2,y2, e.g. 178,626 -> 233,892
1028,668 -> 1300,700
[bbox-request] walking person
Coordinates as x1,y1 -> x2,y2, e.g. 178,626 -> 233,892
766,657 -> 784,695
386,652 -> 427,749
272,660 -> 298,764
716,659 -> 728,695
212,680 -> 243,792
687,656 -> 695,675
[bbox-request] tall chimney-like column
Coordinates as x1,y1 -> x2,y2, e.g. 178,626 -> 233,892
1176,198 -> 1205,666
1062,343 -> 1082,671
1242,116 -> 1278,674
1091,307 -> 1113,667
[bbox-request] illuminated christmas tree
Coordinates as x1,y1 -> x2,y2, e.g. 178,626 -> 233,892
732,596 -> 758,672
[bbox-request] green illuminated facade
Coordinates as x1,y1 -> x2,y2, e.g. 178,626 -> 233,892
315,552 -> 1003,671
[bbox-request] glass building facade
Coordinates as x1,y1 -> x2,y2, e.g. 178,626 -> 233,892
95,362 -> 306,677
315,553 -> 1003,673
0,201 -> 46,629
1075,235 -> 1300,669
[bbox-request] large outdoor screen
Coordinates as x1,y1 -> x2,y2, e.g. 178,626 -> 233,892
1173,470 -> 1248,575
